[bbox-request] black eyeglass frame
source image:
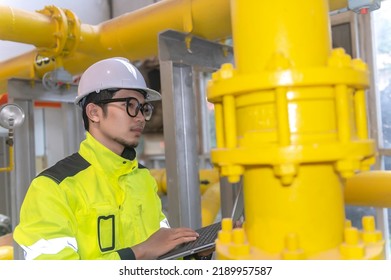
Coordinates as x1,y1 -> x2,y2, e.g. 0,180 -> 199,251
94,97 -> 154,121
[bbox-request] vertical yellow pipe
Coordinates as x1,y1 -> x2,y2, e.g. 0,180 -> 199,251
209,0 -> 379,259
231,0 -> 330,74
244,164 -> 345,255
231,0 -> 343,256
210,0 -> 378,259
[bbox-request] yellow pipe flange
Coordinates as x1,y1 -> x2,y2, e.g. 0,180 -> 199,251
37,6 -> 69,57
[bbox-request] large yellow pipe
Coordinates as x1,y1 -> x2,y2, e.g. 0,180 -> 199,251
230,0 -> 340,257
208,0 -> 379,259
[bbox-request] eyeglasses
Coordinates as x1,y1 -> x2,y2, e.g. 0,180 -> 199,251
95,97 -> 154,121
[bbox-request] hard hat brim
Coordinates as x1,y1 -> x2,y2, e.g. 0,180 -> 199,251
74,87 -> 161,106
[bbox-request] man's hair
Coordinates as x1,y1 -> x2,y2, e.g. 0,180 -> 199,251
81,89 -> 117,131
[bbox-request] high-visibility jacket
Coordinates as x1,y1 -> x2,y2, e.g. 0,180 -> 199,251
14,132 -> 168,260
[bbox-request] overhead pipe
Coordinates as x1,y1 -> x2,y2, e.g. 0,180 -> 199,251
0,0 -> 232,88
0,0 -> 350,89
0,6 -> 58,48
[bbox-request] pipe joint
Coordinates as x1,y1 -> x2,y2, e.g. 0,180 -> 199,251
221,165 -> 244,183
37,6 -> 80,58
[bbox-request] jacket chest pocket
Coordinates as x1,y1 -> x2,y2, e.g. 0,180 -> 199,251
98,214 -> 116,252
89,204 -> 119,253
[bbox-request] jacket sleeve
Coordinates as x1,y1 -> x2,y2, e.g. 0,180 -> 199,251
13,176 -> 125,260
13,176 -> 81,259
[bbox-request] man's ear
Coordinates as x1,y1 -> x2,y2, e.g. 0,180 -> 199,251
85,103 -> 100,123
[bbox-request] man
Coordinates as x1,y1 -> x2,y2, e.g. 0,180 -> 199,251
14,57 -> 199,260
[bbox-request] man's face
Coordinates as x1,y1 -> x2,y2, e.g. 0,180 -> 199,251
94,89 -> 147,154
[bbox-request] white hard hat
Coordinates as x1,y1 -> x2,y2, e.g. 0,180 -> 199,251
75,57 -> 161,106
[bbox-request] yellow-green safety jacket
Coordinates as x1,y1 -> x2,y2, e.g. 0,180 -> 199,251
14,132 -> 168,260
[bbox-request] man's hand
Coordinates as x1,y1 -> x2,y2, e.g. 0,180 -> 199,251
131,227 -> 199,259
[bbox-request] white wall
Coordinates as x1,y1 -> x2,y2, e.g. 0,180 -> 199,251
112,0 -> 158,16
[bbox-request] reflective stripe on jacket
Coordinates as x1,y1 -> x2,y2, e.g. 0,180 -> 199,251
14,132 -> 167,260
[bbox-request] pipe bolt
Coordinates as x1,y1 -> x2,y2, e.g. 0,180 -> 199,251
273,164 -> 297,185
217,230 -> 232,245
221,165 -> 244,183
232,228 -> 245,244
360,157 -> 375,172
217,218 -> 233,245
344,227 -> 359,245
328,48 -> 352,68
362,216 -> 383,243
218,63 -> 234,80
221,218 -> 233,231
228,228 -> 249,256
335,160 -> 359,178
340,227 -> 365,259
352,58 -> 368,71
281,233 -> 306,260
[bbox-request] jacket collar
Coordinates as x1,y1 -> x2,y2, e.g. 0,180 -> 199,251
79,132 -> 138,178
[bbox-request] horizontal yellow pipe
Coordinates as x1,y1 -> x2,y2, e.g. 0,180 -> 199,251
0,0 -> 232,82
150,168 -> 220,194
152,168 -> 391,225
345,171 -> 391,208
0,51 -> 37,85
0,6 -> 57,48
